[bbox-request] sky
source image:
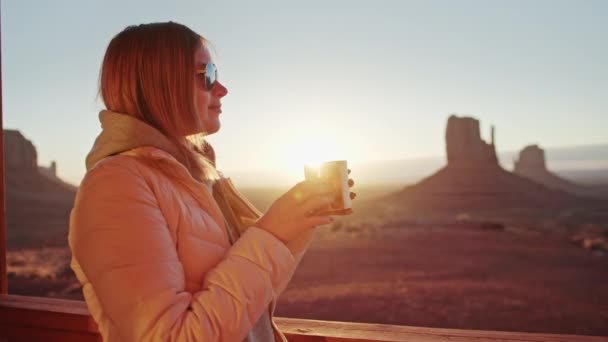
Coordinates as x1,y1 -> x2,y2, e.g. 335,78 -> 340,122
2,0 -> 607,186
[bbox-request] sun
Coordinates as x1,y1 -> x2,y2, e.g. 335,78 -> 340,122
281,136 -> 344,179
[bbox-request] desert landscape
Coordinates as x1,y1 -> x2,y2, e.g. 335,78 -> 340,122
4,116 -> 608,336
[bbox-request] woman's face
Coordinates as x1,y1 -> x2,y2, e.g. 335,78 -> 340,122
194,44 -> 228,135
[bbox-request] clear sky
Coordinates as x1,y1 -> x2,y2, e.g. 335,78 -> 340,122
2,0 -> 607,186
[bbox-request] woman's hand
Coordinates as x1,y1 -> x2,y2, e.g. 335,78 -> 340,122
255,180 -> 336,243
255,170 -> 357,244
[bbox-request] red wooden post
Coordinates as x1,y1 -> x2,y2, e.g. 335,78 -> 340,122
0,0 -> 8,295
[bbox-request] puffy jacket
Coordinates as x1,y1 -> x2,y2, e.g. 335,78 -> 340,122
69,110 -> 313,341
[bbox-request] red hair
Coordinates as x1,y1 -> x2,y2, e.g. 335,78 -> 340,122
100,22 -> 217,181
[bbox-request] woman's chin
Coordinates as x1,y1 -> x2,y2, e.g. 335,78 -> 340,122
203,121 -> 221,135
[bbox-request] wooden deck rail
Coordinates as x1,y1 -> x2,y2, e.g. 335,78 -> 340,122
0,294 -> 606,342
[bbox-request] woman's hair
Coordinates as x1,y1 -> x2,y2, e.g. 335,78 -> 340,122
100,21 -> 218,181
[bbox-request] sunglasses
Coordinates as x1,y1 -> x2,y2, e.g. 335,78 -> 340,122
196,63 -> 218,91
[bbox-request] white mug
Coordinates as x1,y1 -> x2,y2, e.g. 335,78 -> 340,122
304,160 -> 352,214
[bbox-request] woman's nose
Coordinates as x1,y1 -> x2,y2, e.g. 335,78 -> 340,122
212,81 -> 228,97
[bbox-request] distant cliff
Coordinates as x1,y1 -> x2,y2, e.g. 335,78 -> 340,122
446,115 -> 498,167
4,130 -> 76,194
387,115 -> 577,211
3,129 -> 76,249
514,144 -> 605,198
4,130 -> 38,173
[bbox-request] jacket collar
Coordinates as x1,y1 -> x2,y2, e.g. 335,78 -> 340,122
86,110 -> 189,171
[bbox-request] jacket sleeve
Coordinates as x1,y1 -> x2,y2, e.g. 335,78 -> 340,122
69,160 -> 297,342
214,176 -> 315,298
274,227 -> 315,296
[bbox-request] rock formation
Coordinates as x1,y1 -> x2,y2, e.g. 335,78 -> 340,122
39,161 -> 57,177
3,130 -> 76,194
387,115 -> 577,211
3,130 -> 38,173
514,144 -> 602,198
446,115 -> 498,167
3,129 -> 76,249
514,145 -> 545,173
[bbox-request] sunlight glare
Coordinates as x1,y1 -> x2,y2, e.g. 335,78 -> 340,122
282,136 -> 344,180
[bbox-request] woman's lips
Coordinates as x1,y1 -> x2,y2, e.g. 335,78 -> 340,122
208,105 -> 222,112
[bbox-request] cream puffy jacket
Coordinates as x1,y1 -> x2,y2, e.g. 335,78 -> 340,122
69,110 -> 313,341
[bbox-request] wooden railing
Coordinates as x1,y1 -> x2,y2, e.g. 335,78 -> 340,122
1,294 -> 606,342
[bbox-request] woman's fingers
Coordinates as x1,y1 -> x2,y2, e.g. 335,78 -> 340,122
348,178 -> 354,187
304,215 -> 333,227
350,192 -> 357,200
300,194 -> 334,215
291,180 -> 332,203
326,208 -> 353,215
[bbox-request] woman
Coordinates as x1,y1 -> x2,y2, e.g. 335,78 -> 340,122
68,22 -> 355,341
